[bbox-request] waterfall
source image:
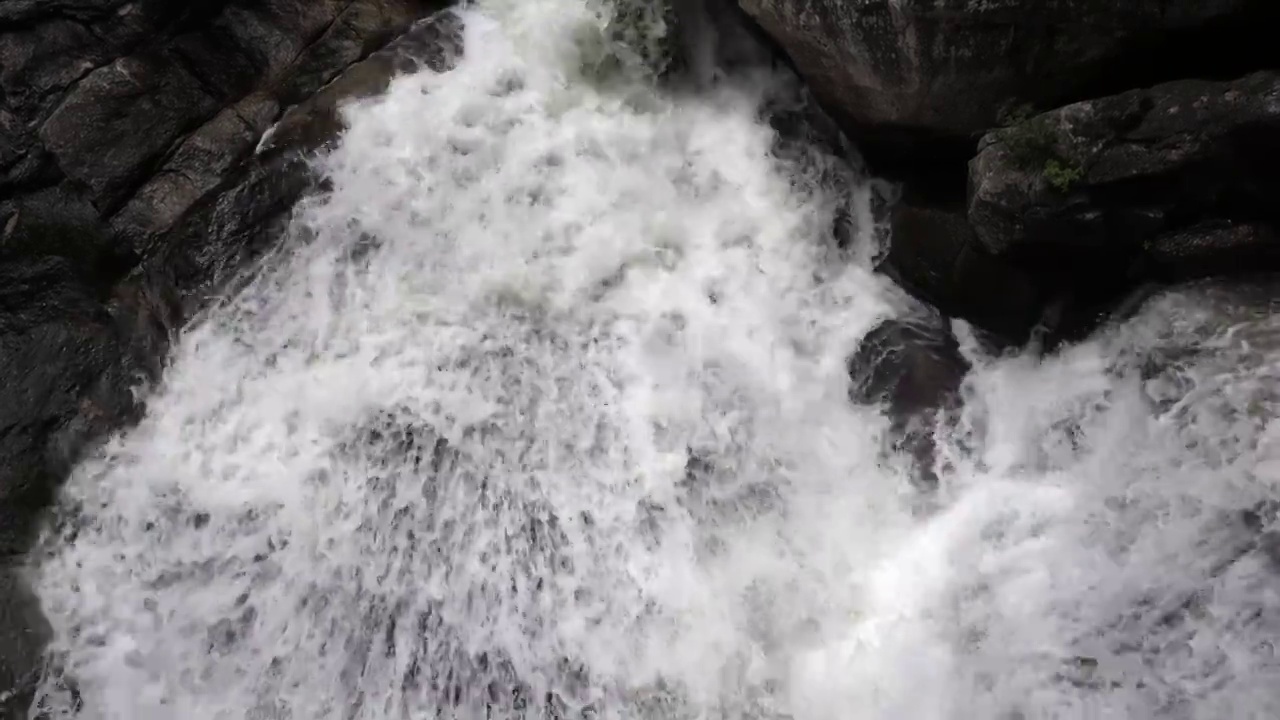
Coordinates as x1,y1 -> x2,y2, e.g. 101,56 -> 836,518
29,1 -> 1280,718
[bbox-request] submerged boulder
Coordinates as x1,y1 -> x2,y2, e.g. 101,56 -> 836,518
848,312 -> 971,490
880,199 -> 1042,344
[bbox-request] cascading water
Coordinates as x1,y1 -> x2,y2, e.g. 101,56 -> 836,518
26,0 -> 1280,718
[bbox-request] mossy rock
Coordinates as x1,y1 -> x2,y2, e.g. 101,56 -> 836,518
998,115 -> 1084,194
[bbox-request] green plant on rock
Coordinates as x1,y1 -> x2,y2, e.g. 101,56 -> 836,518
1044,158 -> 1084,193
1001,115 -> 1057,169
998,113 -> 1085,195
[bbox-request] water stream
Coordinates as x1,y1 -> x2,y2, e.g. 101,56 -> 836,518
28,1 -> 1280,718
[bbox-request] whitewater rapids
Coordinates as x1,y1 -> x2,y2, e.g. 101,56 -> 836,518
28,1 -> 1280,718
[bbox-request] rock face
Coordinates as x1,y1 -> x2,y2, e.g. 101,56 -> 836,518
735,0 -> 1280,345
880,199 -> 1043,343
736,0 -> 1278,170
0,3 -> 461,714
964,71 -> 1278,342
970,71 -> 1280,282
874,71 -> 1280,345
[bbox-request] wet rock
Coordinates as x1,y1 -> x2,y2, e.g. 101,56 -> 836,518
108,103 -> 268,254
848,312 -> 971,489
0,2 -> 462,711
731,1 -> 1280,348
966,71 -> 1280,340
668,0 -> 780,86
881,200 -> 1042,344
40,54 -> 222,211
735,0 -> 1278,173
259,11 -> 464,158
0,567 -> 50,719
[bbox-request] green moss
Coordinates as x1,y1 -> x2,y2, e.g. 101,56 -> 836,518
997,114 -> 1085,195
1001,116 -> 1057,168
1044,158 -> 1084,193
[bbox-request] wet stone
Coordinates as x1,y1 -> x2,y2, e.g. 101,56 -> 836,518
848,311 -> 971,490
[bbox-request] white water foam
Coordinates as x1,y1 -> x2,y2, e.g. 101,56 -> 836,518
29,1 -> 1280,718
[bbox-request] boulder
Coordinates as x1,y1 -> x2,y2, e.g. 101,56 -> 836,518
880,200 -> 1042,344
848,312 -> 971,490
736,0 -> 1278,172
0,2 -> 462,713
966,71 -> 1280,338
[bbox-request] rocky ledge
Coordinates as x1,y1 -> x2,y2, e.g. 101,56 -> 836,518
0,1 -> 461,714
887,71 -> 1280,344
740,0 -> 1280,347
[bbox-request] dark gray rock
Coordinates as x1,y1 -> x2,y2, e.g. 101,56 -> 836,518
0,568 -> 50,719
881,200 -> 1042,344
40,55 -> 222,211
965,71 -> 1280,339
668,0 -> 780,86
848,312 -> 971,490
259,11 -> 464,159
736,0 -> 1278,172
0,3 -> 461,714
167,12 -> 464,311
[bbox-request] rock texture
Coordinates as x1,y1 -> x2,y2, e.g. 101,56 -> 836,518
848,312 -> 970,491
970,71 -> 1280,282
0,3 -> 462,715
735,0 -> 1280,345
888,71 -> 1280,344
737,0 -> 1278,171
880,199 -> 1043,343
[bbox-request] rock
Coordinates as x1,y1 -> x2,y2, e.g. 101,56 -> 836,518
108,102 -> 268,254
848,312 -> 971,490
259,11 -> 464,158
668,0 -> 780,86
163,12 -> 464,311
965,71 -> 1280,340
881,200 -> 1042,344
0,567 -> 50,719
40,55 -> 222,211
736,0 -> 1279,173
0,3 -> 462,713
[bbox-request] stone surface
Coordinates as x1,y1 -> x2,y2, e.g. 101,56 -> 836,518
0,569 -> 49,719
260,11 -> 464,159
848,312 -> 971,490
40,55 -> 222,211
0,3 -> 461,713
737,0 -> 1278,171
965,71 -> 1280,336
881,200 -> 1042,343
877,71 -> 1280,346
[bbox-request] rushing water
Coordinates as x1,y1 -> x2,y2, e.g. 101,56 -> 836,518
28,1 -> 1280,718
